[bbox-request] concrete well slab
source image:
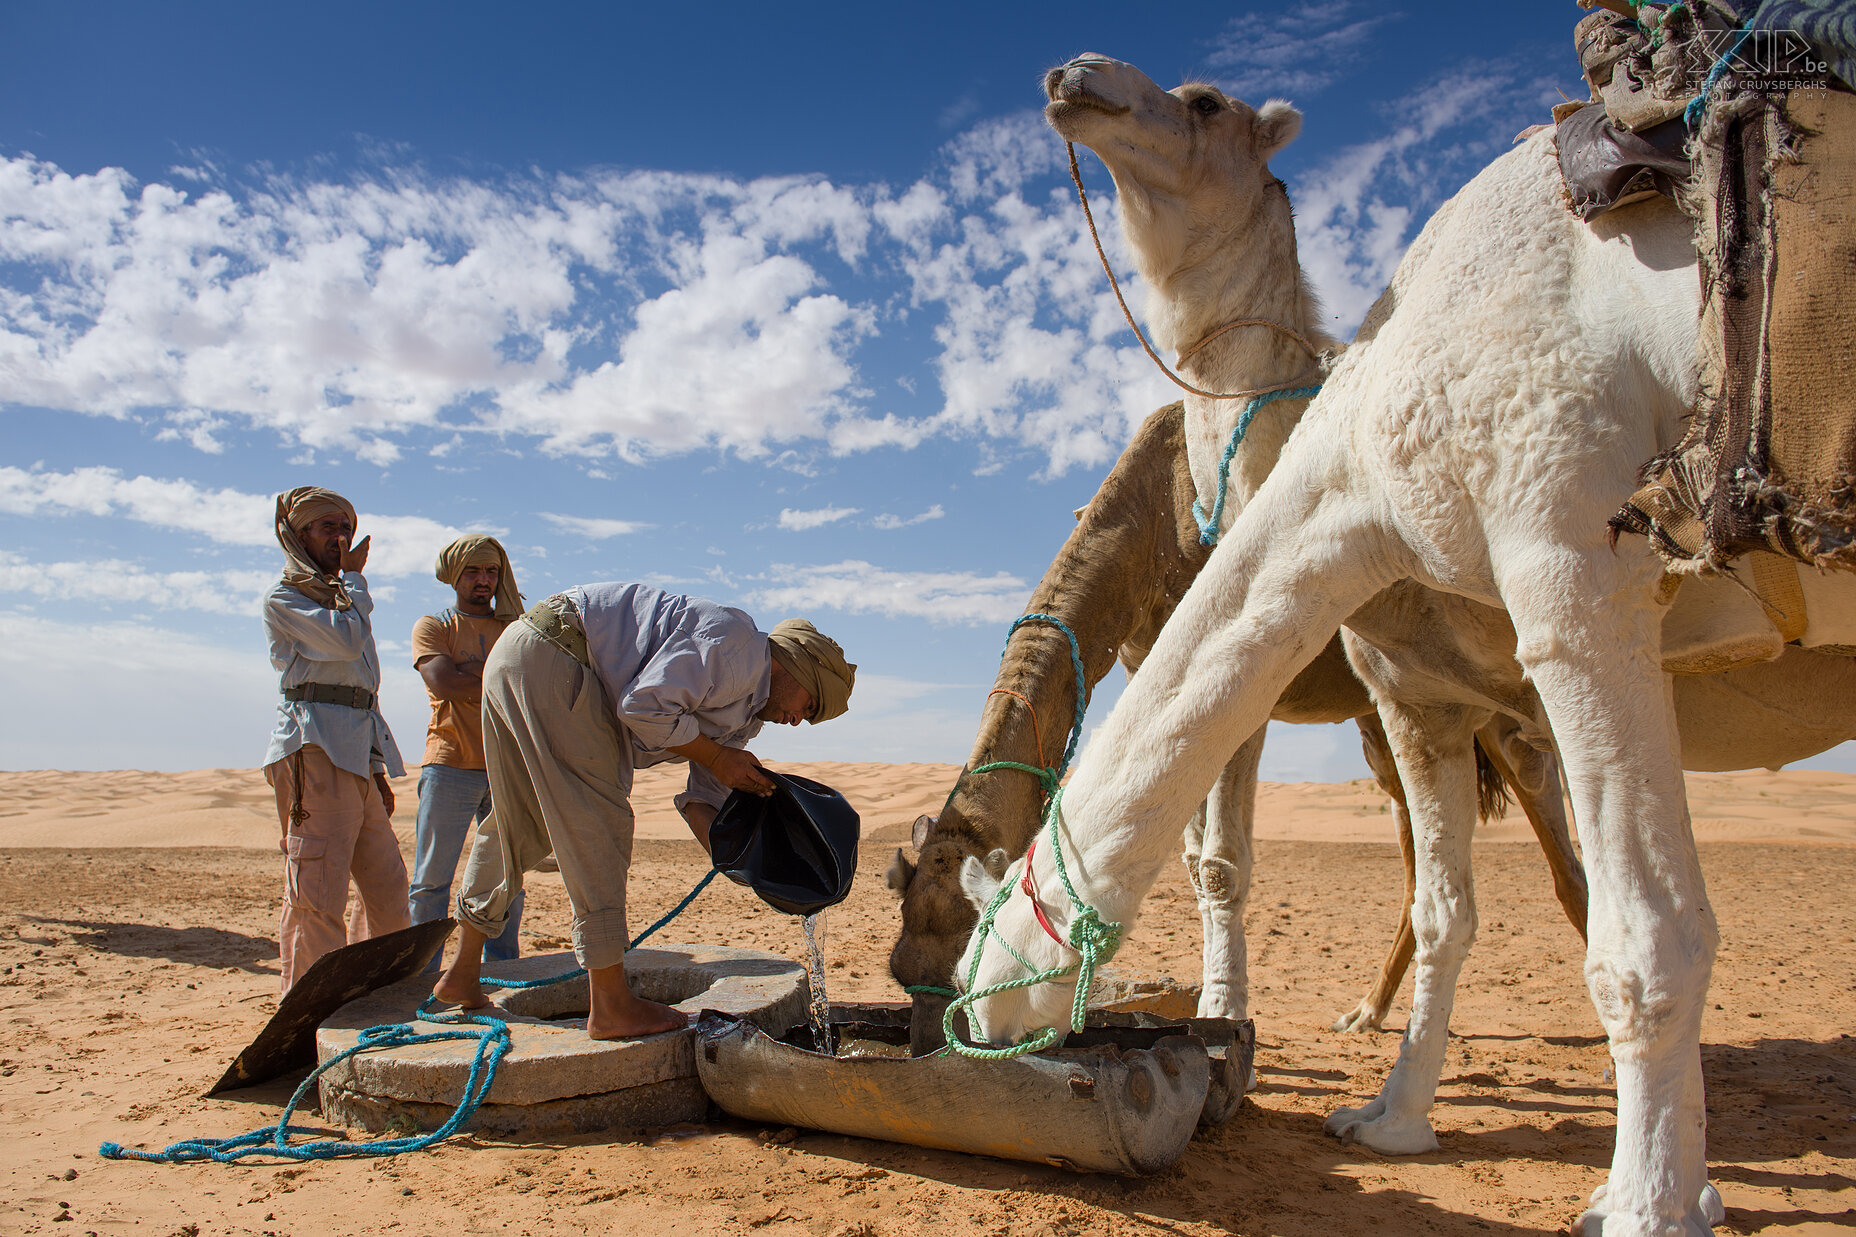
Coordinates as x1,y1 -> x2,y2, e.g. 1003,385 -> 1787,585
315,942 -> 807,1135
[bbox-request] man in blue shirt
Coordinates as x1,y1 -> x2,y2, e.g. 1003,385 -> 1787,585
432,583 -> 854,1039
261,487 -> 410,993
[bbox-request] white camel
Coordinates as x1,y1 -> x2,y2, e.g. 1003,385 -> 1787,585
954,55 -> 1854,1236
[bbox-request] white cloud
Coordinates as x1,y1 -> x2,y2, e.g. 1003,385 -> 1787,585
743,560 -> 1028,626
1205,3 -> 1399,99
1292,66 -> 1562,333
0,121 -> 1180,478
0,551 -> 274,616
777,506 -> 861,531
0,82 -> 1550,474
0,464 -> 272,544
0,464 -> 479,578
872,504 -> 945,530
540,512 -> 651,539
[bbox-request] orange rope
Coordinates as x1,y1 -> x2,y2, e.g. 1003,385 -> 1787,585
986,688 -> 1045,770
1066,142 -> 1323,401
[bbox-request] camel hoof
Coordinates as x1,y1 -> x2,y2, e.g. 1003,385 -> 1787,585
1576,1183 -> 1722,1235
1324,1099 -> 1439,1155
1329,1002 -> 1388,1034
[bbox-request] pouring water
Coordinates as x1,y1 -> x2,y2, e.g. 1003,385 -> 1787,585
801,912 -> 834,1055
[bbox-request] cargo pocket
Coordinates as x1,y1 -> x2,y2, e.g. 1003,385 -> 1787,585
283,835 -> 331,909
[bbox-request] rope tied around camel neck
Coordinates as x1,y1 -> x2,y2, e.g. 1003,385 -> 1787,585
1065,141 -> 1324,546
940,787 -> 1123,1059
967,613 -> 1088,797
1190,383 -> 1324,546
99,869 -> 719,1164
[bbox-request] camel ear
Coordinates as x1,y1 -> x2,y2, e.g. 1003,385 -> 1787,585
983,847 -> 1010,880
1253,98 -> 1302,160
960,853 -> 1008,912
911,813 -> 935,850
886,847 -> 917,895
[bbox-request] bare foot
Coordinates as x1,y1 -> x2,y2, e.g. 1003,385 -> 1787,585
587,997 -> 688,1040
431,974 -> 489,1009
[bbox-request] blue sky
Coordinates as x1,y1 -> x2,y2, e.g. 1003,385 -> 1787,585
5,3 -> 1847,779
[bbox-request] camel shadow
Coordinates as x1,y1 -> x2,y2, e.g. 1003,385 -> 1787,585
21,915 -> 276,970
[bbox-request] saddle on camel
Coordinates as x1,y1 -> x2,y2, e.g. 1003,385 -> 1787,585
1564,2 -> 1856,604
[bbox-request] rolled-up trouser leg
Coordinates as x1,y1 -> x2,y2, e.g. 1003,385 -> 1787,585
267,744 -> 393,994
456,620 -> 637,970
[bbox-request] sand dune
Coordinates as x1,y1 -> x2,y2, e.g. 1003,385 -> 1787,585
5,762 -> 1854,849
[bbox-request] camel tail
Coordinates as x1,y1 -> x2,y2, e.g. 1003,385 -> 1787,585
1474,738 -> 1512,824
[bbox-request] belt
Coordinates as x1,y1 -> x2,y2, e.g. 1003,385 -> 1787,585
523,594 -> 590,667
284,683 -> 377,710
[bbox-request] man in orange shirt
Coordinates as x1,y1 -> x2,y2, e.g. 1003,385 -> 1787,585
408,535 -> 525,968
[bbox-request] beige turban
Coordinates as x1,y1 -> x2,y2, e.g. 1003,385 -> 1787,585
275,486 -> 357,611
434,534 -> 524,620
767,619 -> 856,724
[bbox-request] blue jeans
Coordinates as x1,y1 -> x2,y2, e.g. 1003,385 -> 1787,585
410,764 -> 523,971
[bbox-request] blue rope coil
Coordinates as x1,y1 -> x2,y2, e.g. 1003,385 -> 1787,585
1191,385 -> 1322,546
100,867 -> 721,1164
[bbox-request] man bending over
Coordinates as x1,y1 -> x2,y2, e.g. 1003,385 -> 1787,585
431,582 -> 855,1038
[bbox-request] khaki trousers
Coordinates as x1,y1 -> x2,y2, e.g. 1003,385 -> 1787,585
455,617 -> 639,971
265,744 -> 411,993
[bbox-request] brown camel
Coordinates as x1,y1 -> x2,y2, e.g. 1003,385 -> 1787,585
885,401 -> 1589,1055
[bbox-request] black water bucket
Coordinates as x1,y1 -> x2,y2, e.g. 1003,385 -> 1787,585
709,771 -> 860,916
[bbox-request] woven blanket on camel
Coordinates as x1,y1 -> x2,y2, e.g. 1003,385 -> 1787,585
1613,85 -> 1856,571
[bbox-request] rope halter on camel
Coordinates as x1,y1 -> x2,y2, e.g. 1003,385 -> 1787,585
1065,141 -> 1327,547
941,786 -> 1124,1060
967,612 -> 1088,796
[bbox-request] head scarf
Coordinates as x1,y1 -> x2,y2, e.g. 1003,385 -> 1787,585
767,619 -> 856,724
275,486 -> 357,611
434,534 -> 524,620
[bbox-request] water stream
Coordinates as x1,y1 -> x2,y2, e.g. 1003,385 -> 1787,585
801,912 -> 834,1055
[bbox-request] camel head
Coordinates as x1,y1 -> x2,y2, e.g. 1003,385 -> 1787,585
950,845 -> 1081,1048
886,808 -> 1014,1000
1044,54 -> 1304,342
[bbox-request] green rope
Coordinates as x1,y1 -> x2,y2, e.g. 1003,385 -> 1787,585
940,787 -> 1123,1059
100,870 -> 719,1165
965,759 -> 1057,795
1191,384 -> 1321,546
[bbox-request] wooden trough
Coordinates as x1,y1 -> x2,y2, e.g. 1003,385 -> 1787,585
695,1002 -> 1253,1175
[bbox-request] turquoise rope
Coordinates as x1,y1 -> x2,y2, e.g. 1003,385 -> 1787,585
1190,385 -> 1321,546
967,613 -> 1089,795
940,787 -> 1123,1060
1686,22 -> 1753,128
100,869 -> 720,1164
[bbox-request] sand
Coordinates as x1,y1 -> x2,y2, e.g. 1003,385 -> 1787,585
2,762 -> 1853,1236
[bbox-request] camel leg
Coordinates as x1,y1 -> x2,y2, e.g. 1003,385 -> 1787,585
1479,715 -> 1588,940
958,455 -> 1409,1044
1182,726 -> 1263,1024
1325,698 -> 1485,1154
1331,710 -> 1417,1033
1502,565 -> 1717,1236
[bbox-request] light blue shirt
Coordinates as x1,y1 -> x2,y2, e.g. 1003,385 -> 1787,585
262,573 -> 405,779
569,581 -> 770,811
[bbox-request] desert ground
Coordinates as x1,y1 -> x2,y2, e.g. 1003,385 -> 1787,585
2,760 -> 1853,1236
